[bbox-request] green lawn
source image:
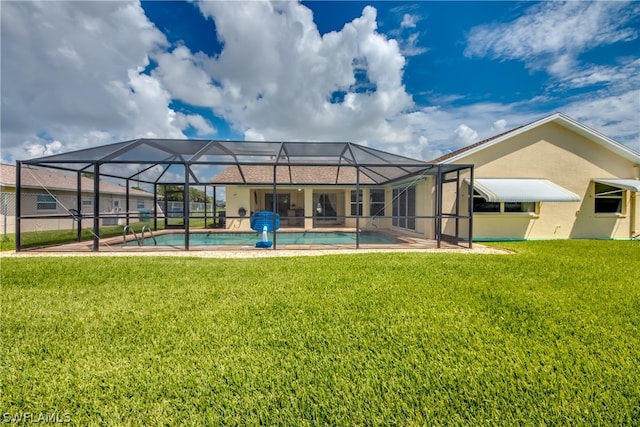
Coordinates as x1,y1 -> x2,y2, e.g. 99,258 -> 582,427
1,241 -> 639,425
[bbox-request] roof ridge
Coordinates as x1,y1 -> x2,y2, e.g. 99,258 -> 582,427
430,112 -> 639,164
429,123 -> 528,164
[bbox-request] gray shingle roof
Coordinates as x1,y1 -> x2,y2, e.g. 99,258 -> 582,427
1,163 -> 152,197
211,164 -> 379,185
429,125 -> 526,164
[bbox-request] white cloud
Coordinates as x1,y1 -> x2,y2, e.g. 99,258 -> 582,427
1,0 -> 636,167
400,13 -> 418,29
453,124 -> 479,147
153,46 -> 224,108
400,33 -> 428,57
388,9 -> 427,57
458,0 -> 639,153
465,1 -> 639,79
492,119 -> 507,133
0,1 -> 210,163
173,113 -> 216,137
563,90 -> 640,149
562,59 -> 640,91
26,139 -> 63,158
153,1 -> 414,149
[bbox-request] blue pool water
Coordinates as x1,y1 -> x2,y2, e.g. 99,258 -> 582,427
125,231 -> 401,246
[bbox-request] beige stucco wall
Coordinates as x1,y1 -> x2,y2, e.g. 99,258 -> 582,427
224,185 -> 401,232
414,179 -> 430,238
224,186 -> 252,230
448,122 -> 639,240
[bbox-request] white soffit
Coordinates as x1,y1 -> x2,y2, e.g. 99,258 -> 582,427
593,179 -> 640,192
466,178 -> 581,202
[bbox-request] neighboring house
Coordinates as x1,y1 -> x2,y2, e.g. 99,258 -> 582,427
0,163 -> 155,234
213,113 -> 640,240
434,113 -> 640,240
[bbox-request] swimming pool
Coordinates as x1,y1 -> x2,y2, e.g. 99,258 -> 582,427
123,231 -> 402,246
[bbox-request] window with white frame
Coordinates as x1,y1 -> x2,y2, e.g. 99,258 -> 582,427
473,191 -> 500,213
594,183 -> 623,214
504,202 -> 536,213
82,197 -> 93,208
137,199 -> 145,209
392,185 -> 416,230
36,194 -> 57,211
350,190 -> 362,216
473,191 -> 536,214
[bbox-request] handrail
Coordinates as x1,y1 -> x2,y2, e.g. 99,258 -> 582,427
123,225 -> 141,246
68,209 -> 83,222
141,225 -> 157,246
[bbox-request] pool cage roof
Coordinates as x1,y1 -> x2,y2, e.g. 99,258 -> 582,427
16,139 -> 474,251
19,139 -> 467,185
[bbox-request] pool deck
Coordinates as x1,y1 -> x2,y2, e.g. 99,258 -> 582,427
4,228 -> 511,257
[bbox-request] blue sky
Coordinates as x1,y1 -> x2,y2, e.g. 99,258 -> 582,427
1,0 -> 639,164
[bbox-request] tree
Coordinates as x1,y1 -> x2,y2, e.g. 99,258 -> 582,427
158,185 -> 211,203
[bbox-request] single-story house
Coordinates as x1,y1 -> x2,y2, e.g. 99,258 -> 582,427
435,113 -> 639,240
11,112 -> 639,251
0,163 -> 155,235
214,113 -> 640,240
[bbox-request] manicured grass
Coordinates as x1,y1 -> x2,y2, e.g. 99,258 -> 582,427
1,241 -> 639,425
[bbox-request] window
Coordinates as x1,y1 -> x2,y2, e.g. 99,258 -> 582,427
137,199 -> 145,209
314,193 -> 337,219
473,191 -> 536,214
265,193 -> 291,218
82,197 -> 93,207
370,189 -> 385,217
350,190 -> 362,216
595,183 -> 623,214
504,202 -> 536,213
392,185 -> 416,230
473,191 -> 500,213
36,194 -> 57,211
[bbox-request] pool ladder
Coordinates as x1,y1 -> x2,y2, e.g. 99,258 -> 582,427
123,225 -> 141,246
141,225 -> 157,246
123,225 -> 157,246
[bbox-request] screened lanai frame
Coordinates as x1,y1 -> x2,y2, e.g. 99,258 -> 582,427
15,139 -> 474,251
